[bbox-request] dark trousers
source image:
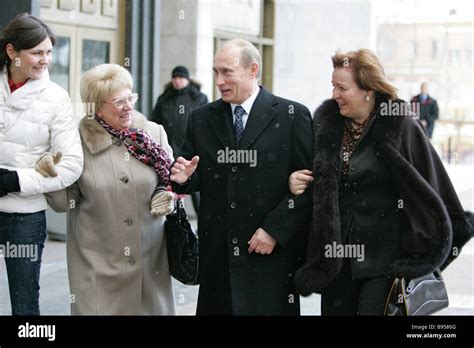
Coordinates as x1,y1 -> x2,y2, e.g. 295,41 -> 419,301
196,282 -> 233,316
321,260 -> 393,315
426,123 -> 435,139
0,211 -> 46,315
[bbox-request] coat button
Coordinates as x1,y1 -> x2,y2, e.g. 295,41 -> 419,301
128,256 -> 135,265
231,166 -> 238,173
232,237 -> 238,244
350,165 -> 357,171
124,218 -> 133,226
120,176 -> 129,183
230,202 -> 237,209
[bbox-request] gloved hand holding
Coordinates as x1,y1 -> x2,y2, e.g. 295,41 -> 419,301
35,151 -> 62,177
150,190 -> 175,217
0,168 -> 20,197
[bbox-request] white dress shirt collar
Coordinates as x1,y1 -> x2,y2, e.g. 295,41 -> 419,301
230,85 -> 260,128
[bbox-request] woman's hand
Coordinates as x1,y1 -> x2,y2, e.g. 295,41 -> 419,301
289,169 -> 313,195
150,190 -> 175,216
35,152 -> 62,177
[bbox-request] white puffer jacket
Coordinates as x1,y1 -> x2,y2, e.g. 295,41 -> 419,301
0,66 -> 83,213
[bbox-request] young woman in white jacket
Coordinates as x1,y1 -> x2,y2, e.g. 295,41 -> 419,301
0,13 -> 83,315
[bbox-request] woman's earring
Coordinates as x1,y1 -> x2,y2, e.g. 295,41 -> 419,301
365,95 -> 370,101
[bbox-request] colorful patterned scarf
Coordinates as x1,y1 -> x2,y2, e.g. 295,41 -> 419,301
95,114 -> 172,186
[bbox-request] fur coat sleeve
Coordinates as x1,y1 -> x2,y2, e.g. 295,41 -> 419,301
397,115 -> 473,271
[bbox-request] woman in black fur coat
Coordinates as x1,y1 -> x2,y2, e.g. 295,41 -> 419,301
290,49 -> 473,315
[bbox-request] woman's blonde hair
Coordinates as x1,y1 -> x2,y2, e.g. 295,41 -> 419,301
331,49 -> 398,100
80,63 -> 133,111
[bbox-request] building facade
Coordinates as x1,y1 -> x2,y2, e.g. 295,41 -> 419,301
1,0 -> 374,116
377,18 -> 473,160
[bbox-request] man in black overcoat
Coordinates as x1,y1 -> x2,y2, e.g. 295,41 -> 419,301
411,82 -> 439,139
170,39 -> 313,315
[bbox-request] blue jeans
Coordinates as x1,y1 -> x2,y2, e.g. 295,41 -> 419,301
0,211 -> 46,315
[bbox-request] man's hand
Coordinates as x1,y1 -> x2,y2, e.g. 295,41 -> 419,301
421,120 -> 428,128
170,156 -> 200,184
288,169 -> 313,195
35,152 -> 62,177
248,228 -> 277,255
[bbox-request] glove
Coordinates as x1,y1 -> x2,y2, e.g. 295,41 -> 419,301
0,168 -> 20,197
150,190 -> 175,217
35,151 -> 63,177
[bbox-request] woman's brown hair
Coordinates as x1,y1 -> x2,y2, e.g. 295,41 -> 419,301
0,13 -> 56,70
332,48 -> 398,100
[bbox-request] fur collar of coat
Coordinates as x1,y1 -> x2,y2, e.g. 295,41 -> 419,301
79,110 -> 149,155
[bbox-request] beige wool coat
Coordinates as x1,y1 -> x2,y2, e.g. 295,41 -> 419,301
47,111 -> 175,315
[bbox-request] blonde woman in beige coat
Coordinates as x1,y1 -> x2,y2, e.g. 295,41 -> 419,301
46,64 -> 176,315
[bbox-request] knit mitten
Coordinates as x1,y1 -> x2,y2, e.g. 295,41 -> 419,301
150,190 -> 175,216
35,152 -> 63,177
0,169 -> 20,197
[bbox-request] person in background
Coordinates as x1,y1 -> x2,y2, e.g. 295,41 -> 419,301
0,13 -> 83,315
291,49 -> 472,315
411,82 -> 439,139
46,64 -> 175,315
151,65 -> 208,215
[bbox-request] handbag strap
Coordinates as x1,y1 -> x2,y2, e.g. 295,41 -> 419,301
384,277 -> 401,315
399,278 -> 409,315
176,198 -> 187,220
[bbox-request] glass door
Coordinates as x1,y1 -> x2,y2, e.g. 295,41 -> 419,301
44,23 -> 117,240
81,39 -> 111,73
49,36 -> 71,92
77,27 -> 117,75
48,23 -> 76,96
47,23 -> 117,107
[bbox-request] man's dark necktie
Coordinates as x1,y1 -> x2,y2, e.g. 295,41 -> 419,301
234,105 -> 245,143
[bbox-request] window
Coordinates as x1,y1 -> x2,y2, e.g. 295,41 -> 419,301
81,40 -> 110,73
49,36 -> 71,92
411,41 -> 417,58
46,23 -> 117,103
431,40 -> 438,60
379,40 -> 395,59
456,50 -> 462,65
448,50 -> 455,65
212,0 -> 274,100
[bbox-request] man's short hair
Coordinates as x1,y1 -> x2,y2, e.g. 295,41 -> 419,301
222,39 -> 262,80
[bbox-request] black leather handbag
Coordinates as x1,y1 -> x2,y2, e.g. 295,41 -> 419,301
165,198 -> 199,285
384,270 -> 449,316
